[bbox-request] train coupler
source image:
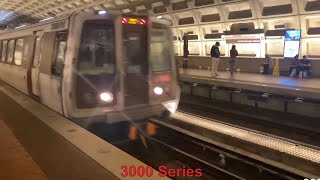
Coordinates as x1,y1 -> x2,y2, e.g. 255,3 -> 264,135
128,122 -> 158,141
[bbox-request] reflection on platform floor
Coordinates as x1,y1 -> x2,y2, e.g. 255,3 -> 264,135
0,120 -> 47,180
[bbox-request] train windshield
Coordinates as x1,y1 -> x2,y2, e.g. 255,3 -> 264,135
150,22 -> 172,72
78,20 -> 115,74
123,23 -> 148,75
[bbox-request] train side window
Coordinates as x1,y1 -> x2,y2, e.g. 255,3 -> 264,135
52,32 -> 67,76
33,37 -> 42,68
1,41 -> 7,62
14,39 -> 24,65
150,22 -> 172,72
7,40 -> 15,63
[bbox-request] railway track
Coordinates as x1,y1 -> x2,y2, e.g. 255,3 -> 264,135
98,117 -> 304,180
88,93 -> 320,179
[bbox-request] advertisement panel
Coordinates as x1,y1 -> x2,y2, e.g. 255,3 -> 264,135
283,30 -> 301,58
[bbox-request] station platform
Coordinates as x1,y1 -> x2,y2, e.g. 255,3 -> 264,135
0,120 -> 47,180
0,81 -> 168,180
179,68 -> 320,118
179,68 -> 320,101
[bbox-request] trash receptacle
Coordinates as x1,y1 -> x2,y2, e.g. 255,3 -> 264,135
263,63 -> 270,74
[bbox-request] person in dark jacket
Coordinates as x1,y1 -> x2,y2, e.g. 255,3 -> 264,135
210,42 -> 220,77
299,55 -> 311,78
229,45 -> 238,76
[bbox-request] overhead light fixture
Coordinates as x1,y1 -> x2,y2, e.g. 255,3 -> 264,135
234,89 -> 242,93
294,97 -> 304,103
157,16 -> 163,19
98,10 -> 107,15
39,17 -> 54,22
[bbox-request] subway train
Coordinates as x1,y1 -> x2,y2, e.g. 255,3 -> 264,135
0,11 -> 180,135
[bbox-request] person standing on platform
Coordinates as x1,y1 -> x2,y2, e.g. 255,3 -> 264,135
229,45 -> 238,76
262,54 -> 269,74
210,42 -> 221,77
265,54 -> 274,74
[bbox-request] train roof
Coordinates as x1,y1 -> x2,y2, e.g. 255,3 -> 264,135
0,14 -> 72,36
0,11 -> 171,39
0,10 -> 149,36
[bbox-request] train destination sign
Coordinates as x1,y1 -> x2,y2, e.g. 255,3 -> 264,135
122,17 -> 146,25
223,34 -> 263,44
226,38 -> 261,44
127,18 -> 139,24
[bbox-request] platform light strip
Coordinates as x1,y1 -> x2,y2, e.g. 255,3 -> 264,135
171,112 -> 320,163
39,17 -> 54,22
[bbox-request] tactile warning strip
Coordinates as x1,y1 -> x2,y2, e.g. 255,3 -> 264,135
171,111 -> 320,163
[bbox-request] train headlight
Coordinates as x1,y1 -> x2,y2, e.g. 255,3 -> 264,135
153,87 -> 163,95
100,92 -> 113,102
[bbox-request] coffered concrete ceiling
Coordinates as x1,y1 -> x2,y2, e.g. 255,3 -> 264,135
0,0 -> 319,39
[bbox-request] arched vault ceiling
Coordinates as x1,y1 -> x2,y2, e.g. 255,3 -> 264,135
0,0 -> 320,38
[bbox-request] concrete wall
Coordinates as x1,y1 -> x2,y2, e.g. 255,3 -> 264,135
176,56 -> 320,77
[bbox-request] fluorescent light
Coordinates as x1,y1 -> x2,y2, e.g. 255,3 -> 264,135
157,16 -> 163,19
15,24 -> 26,29
39,17 -> 54,22
98,10 -> 107,15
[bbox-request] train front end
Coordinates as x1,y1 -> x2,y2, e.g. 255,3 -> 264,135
65,11 -> 180,128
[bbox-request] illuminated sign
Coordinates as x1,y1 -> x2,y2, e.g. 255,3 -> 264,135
224,34 -> 263,44
122,17 -> 146,25
283,30 -> 301,58
128,18 -> 139,24
226,39 -> 260,44
152,73 -> 172,83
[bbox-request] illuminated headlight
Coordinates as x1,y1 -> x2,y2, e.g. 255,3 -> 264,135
100,92 -> 113,102
153,87 -> 163,95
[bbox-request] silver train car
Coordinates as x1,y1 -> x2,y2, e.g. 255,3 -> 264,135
0,11 -> 180,133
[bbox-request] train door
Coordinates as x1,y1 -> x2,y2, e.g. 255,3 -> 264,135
31,32 -> 43,97
122,20 -> 149,107
38,31 -> 67,114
